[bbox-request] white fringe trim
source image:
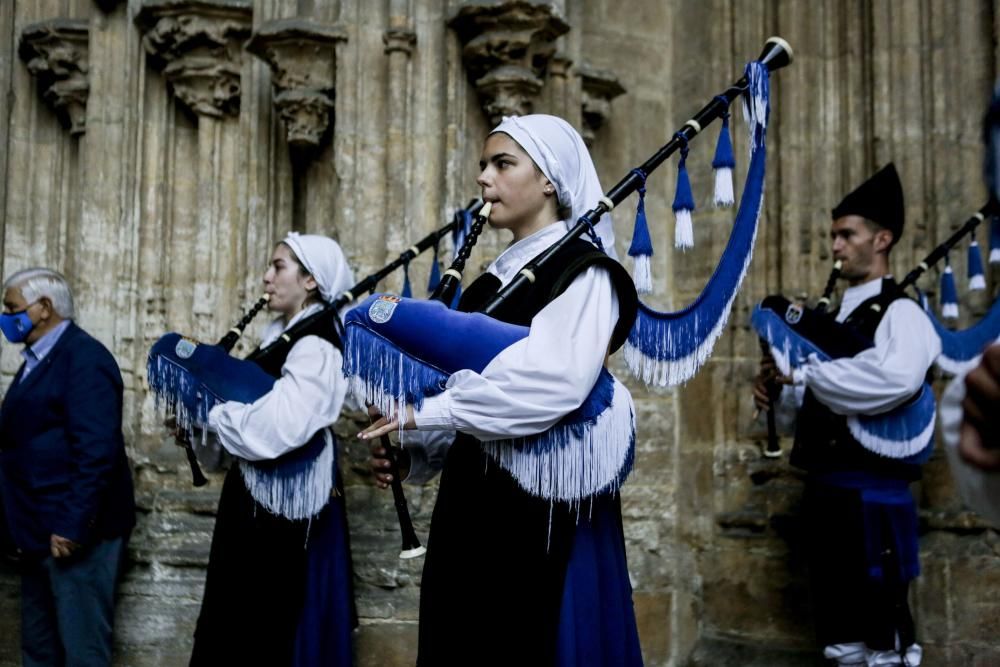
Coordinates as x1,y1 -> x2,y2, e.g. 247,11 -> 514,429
942,303 -> 959,319
481,377 -> 635,503
674,208 -> 694,249
969,273 -> 986,291
991,247 -> 1000,264
846,411 -> 935,460
935,352 -> 984,377
624,197 -> 762,387
238,430 -> 335,521
632,254 -> 652,295
713,167 -> 734,208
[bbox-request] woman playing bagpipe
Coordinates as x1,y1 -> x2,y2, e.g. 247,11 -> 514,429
361,114 -> 643,666
185,233 -> 356,666
752,164 -> 939,667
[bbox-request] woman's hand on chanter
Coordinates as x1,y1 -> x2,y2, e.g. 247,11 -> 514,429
359,405 -> 416,440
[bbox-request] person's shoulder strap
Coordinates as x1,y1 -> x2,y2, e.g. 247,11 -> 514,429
548,250 -> 638,354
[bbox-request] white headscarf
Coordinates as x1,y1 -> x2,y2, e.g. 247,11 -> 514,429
281,232 -> 355,304
489,114 -> 617,259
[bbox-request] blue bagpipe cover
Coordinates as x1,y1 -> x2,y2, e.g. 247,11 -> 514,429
147,333 -> 335,520
919,289 -> 1000,375
342,295 -> 635,502
751,303 -> 935,463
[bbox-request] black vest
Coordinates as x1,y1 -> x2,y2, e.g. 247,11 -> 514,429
791,278 -> 926,480
244,307 -> 344,378
456,237 -> 639,349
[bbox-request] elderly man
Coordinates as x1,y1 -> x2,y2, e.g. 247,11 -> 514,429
0,268 -> 135,667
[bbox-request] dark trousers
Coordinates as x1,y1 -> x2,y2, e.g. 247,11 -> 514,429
805,482 -> 916,652
20,536 -> 125,667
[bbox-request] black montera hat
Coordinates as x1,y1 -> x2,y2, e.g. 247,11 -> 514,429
831,163 -> 905,243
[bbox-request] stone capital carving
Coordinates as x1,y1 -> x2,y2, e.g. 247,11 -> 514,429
448,1 -> 569,124
577,63 -> 625,147
246,18 -> 348,150
383,27 -> 417,56
19,19 -> 90,136
135,0 -> 252,118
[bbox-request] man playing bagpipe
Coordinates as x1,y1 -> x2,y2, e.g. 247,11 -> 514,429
753,165 -> 940,667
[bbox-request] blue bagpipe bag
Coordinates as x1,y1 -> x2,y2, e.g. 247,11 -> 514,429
147,333 -> 335,520
751,301 -> 935,463
343,295 -> 636,502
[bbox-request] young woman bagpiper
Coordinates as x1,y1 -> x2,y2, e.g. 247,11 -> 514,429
361,114 -> 644,666
186,233 -> 356,666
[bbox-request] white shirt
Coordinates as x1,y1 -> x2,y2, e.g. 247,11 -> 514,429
404,223 -> 618,476
778,277 -> 941,420
208,303 -> 348,461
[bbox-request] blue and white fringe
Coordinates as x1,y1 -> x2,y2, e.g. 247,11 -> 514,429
238,434 -> 335,521
846,386 -> 936,461
623,59 -> 770,387
481,375 -> 635,503
925,293 -> 1000,376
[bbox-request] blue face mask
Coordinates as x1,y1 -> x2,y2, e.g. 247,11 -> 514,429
0,306 -> 36,343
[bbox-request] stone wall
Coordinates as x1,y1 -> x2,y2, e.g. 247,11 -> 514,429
1,1 -> 999,665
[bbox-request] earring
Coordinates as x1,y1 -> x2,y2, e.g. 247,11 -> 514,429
544,186 -> 554,194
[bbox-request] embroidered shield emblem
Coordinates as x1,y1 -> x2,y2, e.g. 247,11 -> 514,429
175,337 -> 198,359
784,303 -> 803,325
369,295 -> 401,324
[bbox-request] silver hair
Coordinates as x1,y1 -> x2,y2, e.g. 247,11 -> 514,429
2,267 -> 75,319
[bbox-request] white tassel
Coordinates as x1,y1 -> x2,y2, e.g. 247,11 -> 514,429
712,167 -> 735,208
991,247 -> 1000,264
942,303 -> 959,319
674,209 -> 694,249
632,254 -> 652,294
970,274 -> 987,290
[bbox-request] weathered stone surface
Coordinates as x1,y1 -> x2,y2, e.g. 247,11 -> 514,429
2,2 -> 1000,666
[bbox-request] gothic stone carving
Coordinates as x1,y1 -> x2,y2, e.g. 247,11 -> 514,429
18,19 -> 90,136
135,0 -> 252,118
578,63 -> 625,147
246,19 -> 348,149
448,1 -> 569,124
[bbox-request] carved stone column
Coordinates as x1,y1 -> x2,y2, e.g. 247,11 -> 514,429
448,1 -> 569,124
134,0 -> 252,118
134,0 -> 252,345
577,63 -> 625,147
18,19 -> 90,136
246,18 -> 347,151
546,52 -> 572,118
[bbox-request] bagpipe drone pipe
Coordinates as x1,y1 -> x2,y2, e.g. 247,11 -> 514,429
145,200 -> 483,555
751,202 -> 1000,463
342,38 -> 793,503
910,204 -> 1000,375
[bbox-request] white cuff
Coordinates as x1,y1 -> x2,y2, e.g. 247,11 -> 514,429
414,391 -> 456,430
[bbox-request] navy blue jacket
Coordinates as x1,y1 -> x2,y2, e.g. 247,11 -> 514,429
0,322 -> 135,557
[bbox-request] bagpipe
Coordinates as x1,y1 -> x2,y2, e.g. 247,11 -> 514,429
752,201 -> 1000,462
146,200 -> 483,556
912,204 -> 1000,375
342,38 -> 793,503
